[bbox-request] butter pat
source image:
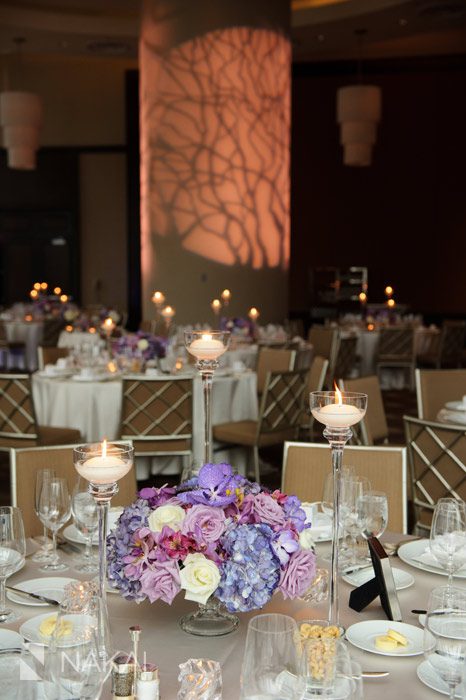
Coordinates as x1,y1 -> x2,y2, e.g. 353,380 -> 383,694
39,615 -> 73,639
375,635 -> 398,651
387,628 -> 408,646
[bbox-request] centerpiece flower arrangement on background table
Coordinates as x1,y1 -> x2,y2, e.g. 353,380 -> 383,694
111,331 -> 168,364
107,463 -> 316,613
219,316 -> 256,343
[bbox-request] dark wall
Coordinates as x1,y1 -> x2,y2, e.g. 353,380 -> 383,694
290,55 -> 466,319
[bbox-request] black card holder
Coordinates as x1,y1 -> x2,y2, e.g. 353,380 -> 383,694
348,537 -> 402,621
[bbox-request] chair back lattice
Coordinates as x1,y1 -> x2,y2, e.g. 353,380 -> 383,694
258,369 -> 308,437
404,415 -> 466,535
256,348 -> 296,395
0,374 -> 38,443
377,328 -> 415,362
439,321 -> 466,367
334,336 -> 358,381
120,376 -> 193,449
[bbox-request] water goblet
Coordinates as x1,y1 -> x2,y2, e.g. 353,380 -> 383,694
357,490 -> 388,560
430,498 -> 466,589
31,468 -> 56,563
423,585 -> 466,700
38,477 -> 71,573
0,506 -> 26,623
240,613 -> 305,699
340,476 -> 371,566
71,479 -> 98,573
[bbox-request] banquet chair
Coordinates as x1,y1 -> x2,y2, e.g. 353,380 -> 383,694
37,346 -> 70,371
0,320 -> 26,370
341,375 -> 389,446
120,376 -> 193,473
307,326 -> 339,368
418,320 -> 466,369
282,441 -> 408,533
0,373 -> 81,449
42,318 -> 66,347
294,346 -> 313,370
213,368 -> 308,484
403,415 -> 466,535
8,442 -> 137,538
415,368 -> 466,421
255,348 -> 296,395
376,327 -> 415,390
299,356 -> 329,440
333,336 -> 358,382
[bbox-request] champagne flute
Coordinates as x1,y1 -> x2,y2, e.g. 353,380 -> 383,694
0,506 -> 26,623
71,479 -> 98,573
430,499 -> 466,589
38,477 -> 71,573
423,586 -> 466,700
31,468 -> 56,563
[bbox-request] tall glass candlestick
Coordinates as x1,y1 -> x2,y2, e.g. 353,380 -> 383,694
185,330 -> 230,464
73,440 -> 133,660
310,389 -> 367,628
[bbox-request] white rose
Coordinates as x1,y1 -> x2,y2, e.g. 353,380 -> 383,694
179,553 -> 221,605
109,310 -> 120,323
147,504 -> 185,533
137,338 -> 149,351
299,528 -> 315,550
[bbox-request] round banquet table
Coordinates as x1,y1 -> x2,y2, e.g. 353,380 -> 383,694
2,533 -> 454,699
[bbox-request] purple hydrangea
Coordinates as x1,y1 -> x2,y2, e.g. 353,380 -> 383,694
282,495 -> 308,533
215,524 -> 280,612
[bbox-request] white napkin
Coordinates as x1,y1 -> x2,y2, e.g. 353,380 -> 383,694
412,544 -> 466,573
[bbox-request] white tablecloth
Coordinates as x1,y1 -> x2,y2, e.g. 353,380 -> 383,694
4,320 -> 43,371
32,370 -> 258,475
3,533 -> 450,700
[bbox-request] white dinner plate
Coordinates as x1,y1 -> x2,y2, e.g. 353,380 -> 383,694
342,566 -> 414,590
37,369 -> 75,379
72,373 -> 117,382
397,539 -> 466,578
417,660 -> 463,697
346,620 -> 424,656
6,577 -> 78,607
20,611 -> 95,647
0,629 -> 22,650
445,401 -> 466,411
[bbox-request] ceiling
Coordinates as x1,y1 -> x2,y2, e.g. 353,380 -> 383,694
0,0 -> 465,63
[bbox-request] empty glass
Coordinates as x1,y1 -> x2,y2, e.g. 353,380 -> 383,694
240,613 -> 305,699
38,477 -> 71,573
430,498 -> 466,589
31,468 -> 56,563
0,506 -> 26,623
357,491 -> 388,561
71,479 -> 98,573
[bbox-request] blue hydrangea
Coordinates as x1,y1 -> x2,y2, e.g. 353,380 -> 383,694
106,498 -> 151,602
215,524 -> 280,612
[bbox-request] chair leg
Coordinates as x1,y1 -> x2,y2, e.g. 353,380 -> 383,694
253,446 -> 260,485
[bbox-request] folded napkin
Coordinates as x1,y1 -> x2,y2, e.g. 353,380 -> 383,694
412,545 -> 466,573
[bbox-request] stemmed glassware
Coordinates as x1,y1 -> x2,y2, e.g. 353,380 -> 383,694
0,506 -> 26,623
31,468 -> 56,563
423,586 -> 466,700
340,476 -> 371,566
184,330 -> 230,465
38,477 -> 71,573
430,498 -> 466,589
71,478 -> 98,573
310,389 -> 367,627
357,490 -> 388,559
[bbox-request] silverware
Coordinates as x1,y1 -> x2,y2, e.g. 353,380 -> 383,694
0,648 -> 22,655
342,564 -> 373,576
360,671 -> 389,678
6,585 -> 59,606
412,609 -> 426,615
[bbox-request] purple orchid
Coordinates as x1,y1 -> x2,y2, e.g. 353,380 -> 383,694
177,463 -> 239,507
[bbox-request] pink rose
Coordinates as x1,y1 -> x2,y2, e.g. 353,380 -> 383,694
139,559 -> 181,604
279,549 -> 316,599
181,504 -> 226,542
253,493 -> 286,528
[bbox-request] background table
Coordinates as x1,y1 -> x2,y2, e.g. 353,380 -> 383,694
3,533 -> 450,699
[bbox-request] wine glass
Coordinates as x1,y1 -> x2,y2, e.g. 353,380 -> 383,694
339,475 -> 371,566
430,498 -> 466,589
0,506 -> 26,623
240,613 -> 306,699
357,490 -> 388,560
31,468 -> 56,563
71,479 -> 98,573
38,477 -> 71,573
423,586 -> 466,700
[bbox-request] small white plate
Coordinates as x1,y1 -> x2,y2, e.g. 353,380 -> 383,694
6,577 -> 78,607
398,540 -> 466,579
342,566 -> 414,590
63,524 -> 97,546
346,620 -> 424,656
445,401 -> 466,411
0,629 -> 22,650
20,611 -> 95,647
417,660 -> 463,697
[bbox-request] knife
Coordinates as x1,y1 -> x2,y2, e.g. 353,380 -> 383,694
342,563 -> 373,576
6,586 -> 60,606
360,671 -> 389,678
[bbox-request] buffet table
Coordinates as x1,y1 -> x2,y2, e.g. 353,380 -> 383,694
2,534 -> 451,699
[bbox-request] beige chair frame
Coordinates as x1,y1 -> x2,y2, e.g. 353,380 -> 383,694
255,348 -> 296,395
37,346 -> 70,371
341,375 -> 389,446
282,441 -> 408,533
404,414 -> 466,535
376,327 -> 416,391
415,368 -> 466,421
5,441 -> 137,537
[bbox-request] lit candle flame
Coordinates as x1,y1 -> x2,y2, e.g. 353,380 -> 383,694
102,439 -> 107,458
334,382 -> 342,405
201,333 -> 213,341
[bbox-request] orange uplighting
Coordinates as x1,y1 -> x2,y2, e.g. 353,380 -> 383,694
60,294 -> 68,303
54,287 -> 62,295
30,289 -> 38,299
358,292 -> 367,303
40,282 -> 48,290
387,298 -> 396,308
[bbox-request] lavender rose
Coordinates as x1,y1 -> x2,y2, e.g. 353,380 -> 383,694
139,559 -> 181,604
279,549 -> 316,599
181,504 -> 226,543
253,493 -> 286,528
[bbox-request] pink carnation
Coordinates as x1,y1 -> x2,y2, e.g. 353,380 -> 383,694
139,559 -> 181,604
279,549 -> 316,599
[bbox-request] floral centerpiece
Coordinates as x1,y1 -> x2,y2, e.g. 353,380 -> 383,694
111,331 -> 167,362
107,463 -> 316,635
219,316 -> 255,340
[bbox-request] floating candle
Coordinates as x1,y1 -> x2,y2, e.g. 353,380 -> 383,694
311,386 -> 364,428
76,440 -> 131,484
188,333 -> 226,360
